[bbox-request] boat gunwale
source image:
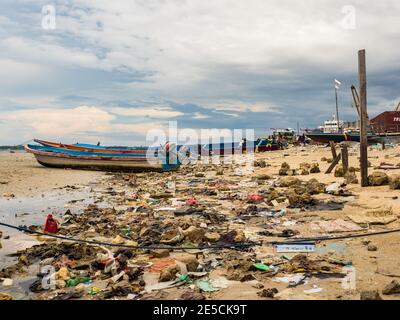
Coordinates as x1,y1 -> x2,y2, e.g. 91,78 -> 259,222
24,145 -> 162,162
34,138 -> 154,154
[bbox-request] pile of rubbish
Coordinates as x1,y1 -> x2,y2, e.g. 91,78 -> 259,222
1,152 -> 400,300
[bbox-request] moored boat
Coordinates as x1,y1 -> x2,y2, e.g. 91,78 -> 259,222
304,116 -> 380,143
34,139 -> 154,154
34,138 -> 280,157
25,144 -> 180,172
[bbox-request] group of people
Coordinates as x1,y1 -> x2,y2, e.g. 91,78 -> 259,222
269,133 -> 309,148
297,133 -> 309,146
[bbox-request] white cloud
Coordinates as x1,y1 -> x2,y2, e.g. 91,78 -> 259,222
110,106 -> 183,118
0,37 -> 101,70
206,100 -> 279,113
54,1 -> 400,80
3,1 -> 400,97
2,106 -> 114,136
0,105 -> 173,143
192,112 -> 210,119
0,58 -> 45,85
0,95 -> 58,108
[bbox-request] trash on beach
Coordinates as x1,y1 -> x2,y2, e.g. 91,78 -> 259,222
247,194 -> 264,203
2,278 -> 13,287
43,214 -> 59,234
304,285 -> 323,294
315,243 -> 346,254
6,139 -> 400,301
197,280 -> 219,292
273,274 -> 307,286
253,263 -> 271,271
275,242 -> 316,253
185,198 -> 198,206
325,182 -> 352,196
65,277 -> 91,287
209,276 -> 238,289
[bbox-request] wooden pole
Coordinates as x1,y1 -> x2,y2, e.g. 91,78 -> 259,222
335,88 -> 340,132
330,141 -> 337,159
341,144 -> 349,174
358,49 -> 369,187
326,153 -> 341,174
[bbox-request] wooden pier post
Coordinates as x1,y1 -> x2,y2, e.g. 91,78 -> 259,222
341,144 -> 349,174
358,49 -> 369,187
330,141 -> 337,159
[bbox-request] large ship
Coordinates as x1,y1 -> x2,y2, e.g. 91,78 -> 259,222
305,84 -> 400,144
304,115 -> 379,143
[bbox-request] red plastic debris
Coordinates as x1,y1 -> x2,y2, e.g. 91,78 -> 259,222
185,198 -> 198,206
44,214 -> 60,234
247,194 -> 264,202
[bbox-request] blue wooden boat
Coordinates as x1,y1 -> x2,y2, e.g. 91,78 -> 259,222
34,138 -> 154,154
28,144 -> 157,157
34,138 -> 280,158
198,139 -> 277,156
25,144 -> 180,172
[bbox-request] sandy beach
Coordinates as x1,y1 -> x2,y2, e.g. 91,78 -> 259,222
1,144 -> 400,300
0,152 -> 104,197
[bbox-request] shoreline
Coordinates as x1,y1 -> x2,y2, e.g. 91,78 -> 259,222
0,152 -> 104,198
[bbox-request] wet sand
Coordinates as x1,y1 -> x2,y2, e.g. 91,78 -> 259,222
0,152 -> 104,197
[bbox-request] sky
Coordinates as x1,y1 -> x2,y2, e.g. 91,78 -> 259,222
0,0 -> 399,145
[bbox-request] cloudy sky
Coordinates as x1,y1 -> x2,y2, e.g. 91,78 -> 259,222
0,0 -> 399,145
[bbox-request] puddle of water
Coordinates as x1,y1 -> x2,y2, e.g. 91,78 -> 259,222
0,187 -> 99,263
0,187 -> 104,299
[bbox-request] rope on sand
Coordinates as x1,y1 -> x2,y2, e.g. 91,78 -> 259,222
0,222 -> 258,250
1,221 -> 399,250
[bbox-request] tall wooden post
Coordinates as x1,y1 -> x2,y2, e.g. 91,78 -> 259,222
358,49 -> 368,187
341,144 -> 349,174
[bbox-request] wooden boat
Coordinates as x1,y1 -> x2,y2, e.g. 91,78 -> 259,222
34,138 -> 279,157
199,139 -> 279,156
304,131 -> 380,143
29,145 -> 159,157
25,145 -> 180,172
34,139 -> 153,154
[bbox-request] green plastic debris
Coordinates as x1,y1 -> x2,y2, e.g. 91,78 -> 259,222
327,257 -> 352,266
65,277 -> 91,287
253,263 -> 270,271
197,280 -> 218,292
181,242 -> 203,254
88,286 -> 101,295
120,227 -> 131,236
178,274 -> 191,283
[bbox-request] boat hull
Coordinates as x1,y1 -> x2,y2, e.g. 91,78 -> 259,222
25,146 -> 179,172
305,132 -> 381,143
34,138 -> 280,156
